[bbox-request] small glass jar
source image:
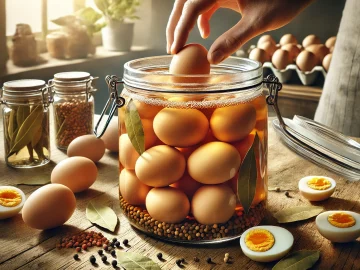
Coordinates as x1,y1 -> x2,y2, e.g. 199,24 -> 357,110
98,56 -> 269,244
1,79 -> 52,168
50,71 -> 96,149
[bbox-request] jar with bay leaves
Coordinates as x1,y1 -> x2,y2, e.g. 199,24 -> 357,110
1,80 -> 52,168
97,56 -> 270,244
50,72 -> 96,149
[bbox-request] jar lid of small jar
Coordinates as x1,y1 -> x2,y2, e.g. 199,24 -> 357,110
54,71 -> 91,82
3,79 -> 46,91
2,79 -> 48,104
52,72 -> 93,93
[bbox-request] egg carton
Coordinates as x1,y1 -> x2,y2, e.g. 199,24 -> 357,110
262,62 -> 327,86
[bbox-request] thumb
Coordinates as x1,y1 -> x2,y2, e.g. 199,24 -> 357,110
208,17 -> 260,64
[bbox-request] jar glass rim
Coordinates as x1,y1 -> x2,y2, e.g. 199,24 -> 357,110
123,55 -> 262,93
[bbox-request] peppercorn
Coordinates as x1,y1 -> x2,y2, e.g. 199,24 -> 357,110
176,259 -> 182,266
115,241 -> 120,247
180,258 -> 185,263
123,239 -> 129,245
112,238 -> 117,243
73,254 -> 79,260
156,253 -> 163,260
112,260 -> 117,267
102,255 -> 107,262
98,250 -> 103,256
225,253 -> 230,258
103,244 -> 109,251
82,244 -> 87,250
193,256 -> 200,262
76,247 -> 81,252
206,257 -> 212,263
111,250 -> 116,256
90,255 -> 96,264
285,191 -> 292,198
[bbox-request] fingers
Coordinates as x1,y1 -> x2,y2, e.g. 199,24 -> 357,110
166,0 -> 187,54
197,4 -> 219,39
208,16 -> 261,64
171,0 -> 217,54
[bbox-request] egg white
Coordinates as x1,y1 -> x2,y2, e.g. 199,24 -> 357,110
316,211 -> 360,243
298,176 -> 336,201
0,186 -> 26,220
240,225 -> 294,262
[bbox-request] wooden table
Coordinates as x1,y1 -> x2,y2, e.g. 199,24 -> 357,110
0,115 -> 359,270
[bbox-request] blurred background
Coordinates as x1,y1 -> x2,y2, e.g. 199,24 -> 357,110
0,0 -> 345,116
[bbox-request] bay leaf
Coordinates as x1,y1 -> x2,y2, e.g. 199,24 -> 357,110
8,106 -> 44,157
272,250 -> 320,270
237,132 -> 259,213
125,99 -> 145,155
16,105 -> 30,126
86,201 -> 118,232
8,109 -> 17,140
117,251 -> 161,270
273,206 -> 324,223
16,178 -> 50,185
32,125 -> 42,147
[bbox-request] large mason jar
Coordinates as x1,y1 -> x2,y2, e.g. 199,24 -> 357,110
103,56 -> 268,244
1,79 -> 51,168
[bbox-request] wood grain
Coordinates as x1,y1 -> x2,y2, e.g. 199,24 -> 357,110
0,112 -> 359,270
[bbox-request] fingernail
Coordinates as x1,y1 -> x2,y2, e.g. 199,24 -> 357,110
211,50 -> 224,64
199,28 -> 205,38
170,43 -> 177,54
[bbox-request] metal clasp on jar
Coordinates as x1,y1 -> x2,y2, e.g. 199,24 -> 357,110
94,75 -> 126,138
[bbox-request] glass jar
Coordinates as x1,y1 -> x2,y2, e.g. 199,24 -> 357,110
50,71 -> 96,150
1,79 -> 52,168
99,56 -> 268,244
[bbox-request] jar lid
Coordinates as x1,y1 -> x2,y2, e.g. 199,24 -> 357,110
54,71 -> 90,82
4,79 -> 46,91
2,79 -> 49,104
52,72 -> 93,93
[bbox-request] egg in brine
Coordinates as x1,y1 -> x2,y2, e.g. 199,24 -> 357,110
240,226 -> 294,262
316,211 -> 360,242
298,176 -> 336,201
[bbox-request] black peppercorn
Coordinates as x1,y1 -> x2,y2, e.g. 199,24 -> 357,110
112,260 -> 117,267
73,254 -> 79,260
193,256 -> 200,262
180,258 -> 185,263
115,241 -> 120,247
111,250 -> 116,256
157,253 -> 163,260
123,239 -> 129,245
102,255 -> 107,262
98,250 -> 103,256
104,244 -> 109,251
90,255 -> 96,264
112,238 -> 117,243
206,257 -> 212,264
176,259 -> 182,266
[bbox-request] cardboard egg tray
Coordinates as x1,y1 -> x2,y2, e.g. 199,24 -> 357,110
262,62 -> 327,86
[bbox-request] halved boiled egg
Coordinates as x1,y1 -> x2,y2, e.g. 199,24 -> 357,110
0,186 -> 26,219
240,225 -> 294,262
316,211 -> 360,242
299,176 -> 336,201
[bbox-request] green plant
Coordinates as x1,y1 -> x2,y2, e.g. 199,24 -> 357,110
94,0 -> 141,23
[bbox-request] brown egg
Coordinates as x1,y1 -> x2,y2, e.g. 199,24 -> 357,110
134,100 -> 162,119
257,35 -> 276,46
281,43 -> 301,60
191,184 -> 236,225
153,108 -> 209,147
325,36 -> 336,48
101,117 -> 119,152
272,49 -> 291,70
170,43 -> 210,75
322,53 -> 332,72
170,172 -> 203,200
279,34 -> 298,45
329,46 -> 334,53
188,142 -> 241,184
257,41 -> 277,58
249,48 -> 270,64
210,103 -> 256,142
302,34 -> 321,48
232,133 -> 255,159
22,184 -> 76,230
296,50 -> 318,72
146,187 -> 190,223
67,135 -> 105,162
51,157 -> 98,193
135,145 -> 185,187
141,119 -> 157,148
118,106 -> 126,133
306,44 -> 329,64
119,169 -> 151,205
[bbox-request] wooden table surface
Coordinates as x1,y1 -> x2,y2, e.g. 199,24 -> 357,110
0,113 -> 359,270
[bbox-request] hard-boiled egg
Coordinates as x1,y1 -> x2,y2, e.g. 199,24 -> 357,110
298,176 -> 336,201
316,211 -> 360,242
0,186 -> 26,219
240,226 -> 294,262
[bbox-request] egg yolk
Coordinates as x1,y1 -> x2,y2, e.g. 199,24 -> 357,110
328,212 -> 356,228
307,177 -> 331,190
0,189 -> 22,207
245,229 -> 275,252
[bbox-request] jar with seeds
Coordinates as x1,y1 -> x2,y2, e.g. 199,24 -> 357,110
1,79 -> 52,168
50,72 -> 96,150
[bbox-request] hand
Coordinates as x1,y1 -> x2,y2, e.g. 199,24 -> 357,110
166,0 -> 314,64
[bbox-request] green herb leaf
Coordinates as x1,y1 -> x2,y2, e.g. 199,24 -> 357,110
94,0 -> 109,15
125,99 -> 145,155
272,250 -> 320,270
237,132 -> 259,213
273,206 -> 324,223
8,109 -> 17,140
117,251 -> 161,270
16,106 -> 30,127
16,178 -> 50,186
51,15 -> 77,26
8,106 -> 44,157
86,201 -> 118,232
32,125 -> 42,147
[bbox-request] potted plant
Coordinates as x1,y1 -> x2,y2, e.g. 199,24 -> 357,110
95,0 -> 141,51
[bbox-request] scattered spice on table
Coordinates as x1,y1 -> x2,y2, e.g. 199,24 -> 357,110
206,257 -> 212,264
98,250 -> 103,256
123,239 -> 129,245
111,260 -> 117,267
89,255 -> 96,264
115,241 -> 121,247
176,259 -> 182,266
101,255 -> 107,262
56,231 -> 109,251
157,253 -> 163,260
111,250 -> 116,256
193,256 -> 200,262
285,191 -> 292,198
73,254 -> 79,260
